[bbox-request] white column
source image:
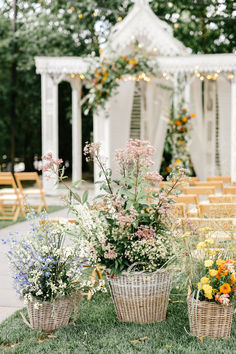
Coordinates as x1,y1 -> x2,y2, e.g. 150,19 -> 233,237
70,78 -> 82,183
41,73 -> 59,195
230,74 -> 236,181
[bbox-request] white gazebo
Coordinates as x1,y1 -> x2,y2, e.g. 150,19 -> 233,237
35,0 -> 236,194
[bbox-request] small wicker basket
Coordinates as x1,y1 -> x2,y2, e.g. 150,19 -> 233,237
25,294 -> 82,333
188,297 -> 234,338
108,266 -> 172,324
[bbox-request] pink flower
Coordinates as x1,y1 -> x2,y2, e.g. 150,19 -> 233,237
216,293 -> 230,305
136,225 -> 156,240
40,152 -> 63,172
116,208 -> 137,228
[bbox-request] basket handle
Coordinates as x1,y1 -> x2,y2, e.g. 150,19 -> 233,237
127,262 -> 146,274
20,312 -> 34,330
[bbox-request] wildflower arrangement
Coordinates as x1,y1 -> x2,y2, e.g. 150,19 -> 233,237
41,139 -> 187,276
182,229 -> 235,305
85,48 -> 158,114
4,211 -> 105,308
161,106 -> 195,176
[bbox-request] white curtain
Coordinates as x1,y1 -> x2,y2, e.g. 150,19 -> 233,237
218,76 -> 231,176
141,78 -> 173,171
107,80 -> 135,175
189,78 -> 206,180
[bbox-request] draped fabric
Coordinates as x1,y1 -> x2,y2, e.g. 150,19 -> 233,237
189,78 -> 206,180
217,76 -> 231,176
105,80 -> 135,177
141,78 -> 173,171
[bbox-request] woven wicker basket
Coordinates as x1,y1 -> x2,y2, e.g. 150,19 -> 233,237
108,267 -> 172,324
188,297 -> 234,338
26,294 -> 82,333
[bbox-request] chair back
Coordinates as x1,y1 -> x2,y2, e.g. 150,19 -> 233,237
223,186 -> 236,195
184,186 -> 215,196
172,203 -> 186,217
207,176 -> 231,183
209,195 -> 236,203
182,217 -> 234,231
193,181 -> 223,190
15,172 -> 42,192
199,203 -> 236,217
0,175 -> 18,192
172,194 -> 198,205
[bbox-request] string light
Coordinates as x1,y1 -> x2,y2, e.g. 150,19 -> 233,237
118,17 -> 123,21
174,23 -> 179,29
80,74 -> 85,80
71,74 -> 75,78
194,67 -> 235,81
93,12 -> 98,17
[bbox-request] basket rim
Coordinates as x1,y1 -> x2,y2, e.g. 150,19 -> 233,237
187,296 -> 233,309
106,268 -> 170,278
27,292 -> 82,306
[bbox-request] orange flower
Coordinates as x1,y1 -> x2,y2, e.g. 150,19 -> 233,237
191,113 -> 196,118
176,120 -> 181,126
220,283 -> 231,294
182,108 -> 187,113
182,117 -> 187,122
231,273 -> 236,283
121,56 -> 127,60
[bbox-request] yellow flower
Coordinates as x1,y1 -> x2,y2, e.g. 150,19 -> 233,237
209,269 -> 218,277
178,140 -> 183,145
202,284 -> 213,299
205,260 -> 213,267
216,259 -> 224,266
182,232 -> 191,239
196,242 -> 206,250
205,238 -> 214,245
182,117 -> 187,122
198,227 -> 213,232
176,159 -> 181,163
200,277 -> 209,284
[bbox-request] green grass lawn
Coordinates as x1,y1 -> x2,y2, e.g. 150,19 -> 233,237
0,206 -> 65,230
0,290 -> 235,354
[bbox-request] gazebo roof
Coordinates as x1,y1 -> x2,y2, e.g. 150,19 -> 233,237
104,0 -> 187,56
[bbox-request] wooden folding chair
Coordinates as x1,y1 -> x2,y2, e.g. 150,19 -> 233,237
223,186 -> 236,195
209,194 -> 236,203
15,172 -> 47,213
199,203 -> 236,218
184,186 -> 216,196
0,175 -> 25,221
193,181 -> 223,191
172,203 -> 186,217
207,176 -> 231,184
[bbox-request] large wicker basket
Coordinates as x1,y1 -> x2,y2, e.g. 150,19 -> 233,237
108,267 -> 172,324
26,294 -> 82,333
188,297 -> 234,338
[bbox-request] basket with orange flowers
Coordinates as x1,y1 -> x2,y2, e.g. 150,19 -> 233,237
182,232 -> 235,338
